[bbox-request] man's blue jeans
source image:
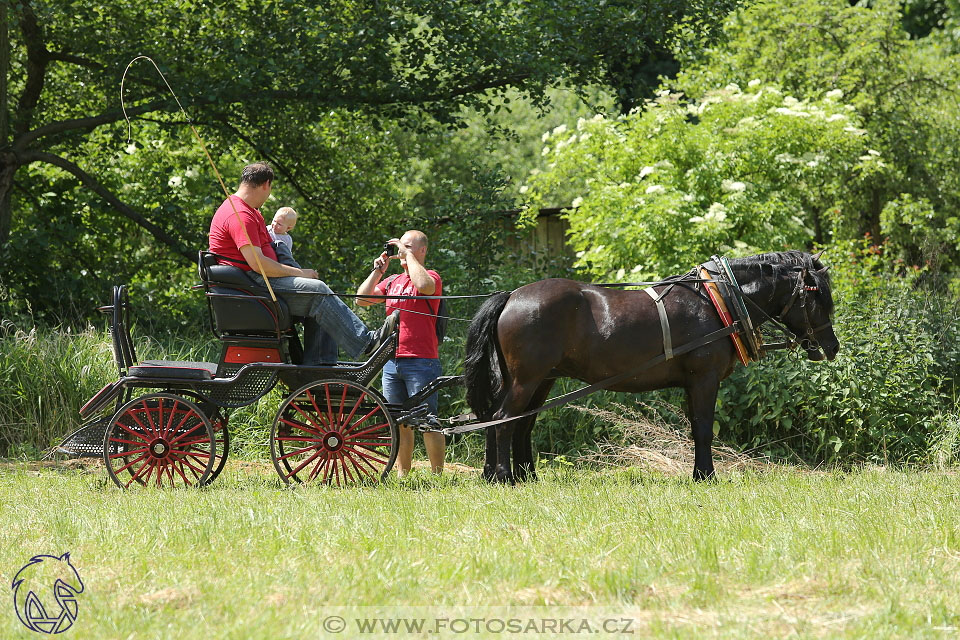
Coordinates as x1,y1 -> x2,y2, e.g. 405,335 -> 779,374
382,358 -> 442,415
249,274 -> 373,358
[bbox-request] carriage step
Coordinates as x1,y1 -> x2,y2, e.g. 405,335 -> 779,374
57,418 -> 111,458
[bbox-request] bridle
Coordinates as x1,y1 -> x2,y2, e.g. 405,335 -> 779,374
772,267 -> 833,353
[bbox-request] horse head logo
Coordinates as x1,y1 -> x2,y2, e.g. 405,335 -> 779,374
11,553 -> 84,634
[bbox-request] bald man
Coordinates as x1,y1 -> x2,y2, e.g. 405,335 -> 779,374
357,230 -> 445,475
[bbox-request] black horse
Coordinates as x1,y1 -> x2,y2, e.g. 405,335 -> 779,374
464,251 -> 840,483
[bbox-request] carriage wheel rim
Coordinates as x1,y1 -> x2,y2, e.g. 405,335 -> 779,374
271,380 -> 397,486
103,393 -> 215,489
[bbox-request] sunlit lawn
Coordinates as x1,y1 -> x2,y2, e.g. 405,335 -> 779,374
2,462 -> 960,638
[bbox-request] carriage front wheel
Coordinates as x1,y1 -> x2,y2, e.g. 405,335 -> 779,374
103,393 -> 216,489
271,380 -> 398,485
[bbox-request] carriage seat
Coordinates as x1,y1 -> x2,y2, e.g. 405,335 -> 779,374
128,360 -> 218,380
199,252 -> 293,336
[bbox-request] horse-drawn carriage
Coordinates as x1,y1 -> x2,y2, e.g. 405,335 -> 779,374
57,251 -> 460,488
59,250 -> 839,488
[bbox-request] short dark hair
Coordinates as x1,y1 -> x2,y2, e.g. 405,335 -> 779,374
240,162 -> 274,187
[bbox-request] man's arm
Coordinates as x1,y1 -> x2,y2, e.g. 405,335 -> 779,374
356,251 -> 390,306
403,251 -> 437,295
239,244 -> 317,279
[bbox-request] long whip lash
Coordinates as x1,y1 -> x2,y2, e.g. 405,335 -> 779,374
120,56 -> 277,302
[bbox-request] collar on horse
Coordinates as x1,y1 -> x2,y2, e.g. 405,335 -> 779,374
699,257 -> 761,365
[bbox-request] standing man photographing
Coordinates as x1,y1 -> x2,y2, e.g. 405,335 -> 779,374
357,231 -> 445,475
208,162 -> 397,359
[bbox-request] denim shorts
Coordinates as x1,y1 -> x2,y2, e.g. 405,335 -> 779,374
382,358 -> 442,415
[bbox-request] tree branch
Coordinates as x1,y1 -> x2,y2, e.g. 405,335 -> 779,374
46,51 -> 103,70
15,101 -> 172,150
19,150 -> 194,263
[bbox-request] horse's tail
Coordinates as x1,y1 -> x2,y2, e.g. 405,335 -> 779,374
464,291 -> 511,418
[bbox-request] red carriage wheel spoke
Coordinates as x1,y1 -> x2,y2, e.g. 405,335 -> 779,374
324,384 -> 335,427
280,414 -> 323,437
291,399 -> 325,432
341,449 -> 373,480
168,452 -> 205,480
344,420 -> 391,441
109,447 -> 148,460
307,453 -> 332,481
342,406 -> 381,437
277,443 -> 321,462
165,407 -> 195,441
128,460 -> 154,488
338,384 -> 349,426
113,451 -> 149,474
341,444 -> 390,468
140,399 -> 160,438
168,422 -> 205,446
287,448 -> 325,479
340,391 -> 369,434
305,389 -> 332,431
116,421 -> 151,443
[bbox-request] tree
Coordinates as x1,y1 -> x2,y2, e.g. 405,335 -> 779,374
0,0 -> 740,246
672,0 -> 960,268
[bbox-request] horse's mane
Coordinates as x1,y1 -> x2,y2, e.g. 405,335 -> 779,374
728,251 -> 834,315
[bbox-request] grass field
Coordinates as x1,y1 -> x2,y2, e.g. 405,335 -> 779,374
2,462 -> 960,639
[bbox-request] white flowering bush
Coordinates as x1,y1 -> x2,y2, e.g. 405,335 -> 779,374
523,85 -> 872,278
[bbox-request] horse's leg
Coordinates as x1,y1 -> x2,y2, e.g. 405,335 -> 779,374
513,378 -> 556,482
686,374 -> 720,481
491,378 -> 544,484
482,427 -> 497,481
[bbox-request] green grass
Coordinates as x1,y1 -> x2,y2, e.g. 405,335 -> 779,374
2,465 -> 960,638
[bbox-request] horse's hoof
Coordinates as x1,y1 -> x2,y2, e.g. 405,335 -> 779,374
481,465 -> 496,482
692,467 -> 716,482
493,467 -> 515,485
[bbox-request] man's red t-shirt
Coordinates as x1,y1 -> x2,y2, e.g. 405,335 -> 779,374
208,195 -> 277,270
377,271 -> 443,359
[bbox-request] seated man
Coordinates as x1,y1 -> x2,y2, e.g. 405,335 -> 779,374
208,162 -> 396,359
267,206 -> 337,365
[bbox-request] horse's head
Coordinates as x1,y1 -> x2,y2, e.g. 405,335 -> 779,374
777,254 -> 839,361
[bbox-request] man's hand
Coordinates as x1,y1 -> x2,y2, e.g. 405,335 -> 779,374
300,268 -> 318,279
373,251 -> 391,274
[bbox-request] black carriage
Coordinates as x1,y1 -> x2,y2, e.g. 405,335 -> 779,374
57,252 -> 459,488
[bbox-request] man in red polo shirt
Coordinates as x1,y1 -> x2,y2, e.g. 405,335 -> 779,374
356,230 -> 444,475
209,162 -> 396,359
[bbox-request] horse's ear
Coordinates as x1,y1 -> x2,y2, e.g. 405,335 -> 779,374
812,248 -> 826,261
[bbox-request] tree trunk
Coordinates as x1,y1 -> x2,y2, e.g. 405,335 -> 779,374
0,152 -> 15,244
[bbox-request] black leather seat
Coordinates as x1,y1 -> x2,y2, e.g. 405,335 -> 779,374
199,252 -> 292,336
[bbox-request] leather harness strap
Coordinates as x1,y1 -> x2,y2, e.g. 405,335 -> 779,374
643,286 -> 673,361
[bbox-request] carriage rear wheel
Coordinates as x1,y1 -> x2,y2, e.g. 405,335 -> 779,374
270,380 -> 398,485
103,393 -> 215,489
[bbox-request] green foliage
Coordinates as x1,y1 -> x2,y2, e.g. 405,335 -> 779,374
524,85 -> 869,279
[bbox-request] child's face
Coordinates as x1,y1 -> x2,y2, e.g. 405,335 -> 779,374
273,215 -> 296,234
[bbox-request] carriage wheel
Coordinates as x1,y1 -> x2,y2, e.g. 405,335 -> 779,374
103,393 -> 215,489
270,380 -> 398,485
176,392 -> 230,486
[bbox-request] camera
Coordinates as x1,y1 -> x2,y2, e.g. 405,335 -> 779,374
384,242 -> 397,256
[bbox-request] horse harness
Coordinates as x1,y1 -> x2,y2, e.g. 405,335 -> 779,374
645,255 -> 830,365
